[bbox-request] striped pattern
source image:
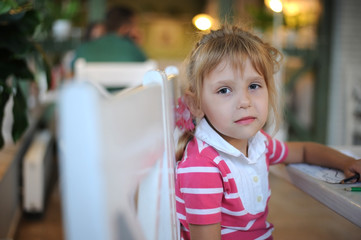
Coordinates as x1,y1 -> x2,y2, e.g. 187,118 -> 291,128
175,131 -> 288,240
262,130 -> 288,166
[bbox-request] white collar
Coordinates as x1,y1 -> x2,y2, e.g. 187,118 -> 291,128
195,118 -> 267,164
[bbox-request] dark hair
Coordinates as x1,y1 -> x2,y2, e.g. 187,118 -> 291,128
105,6 -> 135,33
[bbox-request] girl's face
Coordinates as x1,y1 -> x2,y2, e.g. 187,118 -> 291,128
200,58 -> 269,152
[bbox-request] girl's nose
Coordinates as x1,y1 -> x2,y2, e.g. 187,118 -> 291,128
237,91 -> 251,109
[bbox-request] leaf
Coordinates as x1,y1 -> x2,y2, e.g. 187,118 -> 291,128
0,1 -> 45,148
62,0 -> 80,20
0,8 -> 25,24
0,0 -> 17,15
0,82 -> 11,148
0,9 -> 39,55
0,56 -> 34,80
0,25 -> 31,57
0,4 -> 12,16
17,9 -> 40,36
11,81 -> 28,142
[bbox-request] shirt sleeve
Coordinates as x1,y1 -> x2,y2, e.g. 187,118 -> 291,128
262,130 -> 288,165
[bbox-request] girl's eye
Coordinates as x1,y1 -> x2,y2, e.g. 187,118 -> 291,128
249,83 -> 261,90
217,87 -> 231,94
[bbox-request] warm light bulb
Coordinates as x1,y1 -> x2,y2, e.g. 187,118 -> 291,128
192,14 -> 213,31
269,0 -> 283,13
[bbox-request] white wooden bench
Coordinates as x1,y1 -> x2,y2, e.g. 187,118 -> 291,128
58,68 -> 179,240
74,58 -> 158,89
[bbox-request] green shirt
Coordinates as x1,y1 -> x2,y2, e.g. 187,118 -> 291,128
72,33 -> 147,69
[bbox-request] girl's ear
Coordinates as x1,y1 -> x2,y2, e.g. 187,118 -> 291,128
184,92 -> 204,119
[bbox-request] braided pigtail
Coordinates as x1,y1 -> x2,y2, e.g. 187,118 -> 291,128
175,130 -> 194,162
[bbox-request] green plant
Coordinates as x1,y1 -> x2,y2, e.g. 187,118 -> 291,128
29,0 -> 82,39
45,0 -> 81,24
0,0 -> 50,148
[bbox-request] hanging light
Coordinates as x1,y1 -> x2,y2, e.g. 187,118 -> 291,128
192,14 -> 213,31
265,0 -> 283,13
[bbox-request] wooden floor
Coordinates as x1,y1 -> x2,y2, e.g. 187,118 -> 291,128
14,173 -> 361,240
14,182 -> 64,240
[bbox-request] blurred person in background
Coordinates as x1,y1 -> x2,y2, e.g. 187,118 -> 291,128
62,21 -> 106,79
71,5 -> 147,71
82,21 -> 106,42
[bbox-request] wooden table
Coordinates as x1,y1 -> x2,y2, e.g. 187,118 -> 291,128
270,146 -> 361,227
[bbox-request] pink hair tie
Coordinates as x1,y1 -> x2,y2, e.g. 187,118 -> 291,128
175,96 -> 195,131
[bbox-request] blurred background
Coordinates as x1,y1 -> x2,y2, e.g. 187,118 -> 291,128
1,0 -> 361,239
2,0 -> 360,148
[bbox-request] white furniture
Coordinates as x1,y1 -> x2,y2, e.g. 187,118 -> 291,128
23,129 -> 54,213
74,58 -> 158,88
270,146 -> 361,227
58,69 -> 179,240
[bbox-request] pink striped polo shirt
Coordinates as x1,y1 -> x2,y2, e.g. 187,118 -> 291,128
175,119 -> 288,240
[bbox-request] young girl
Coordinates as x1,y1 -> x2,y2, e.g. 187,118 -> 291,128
174,25 -> 361,240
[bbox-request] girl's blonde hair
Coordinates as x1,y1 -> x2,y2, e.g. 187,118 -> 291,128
176,24 -> 283,161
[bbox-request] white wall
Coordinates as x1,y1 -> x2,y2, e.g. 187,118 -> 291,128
327,0 -> 361,145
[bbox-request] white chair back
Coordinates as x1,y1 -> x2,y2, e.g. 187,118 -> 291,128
58,69 -> 179,240
74,58 -> 158,88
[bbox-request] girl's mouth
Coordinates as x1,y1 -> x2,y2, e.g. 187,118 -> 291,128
235,116 -> 256,125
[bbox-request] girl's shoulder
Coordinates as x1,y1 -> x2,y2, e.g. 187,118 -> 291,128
176,137 -> 233,192
178,137 -> 221,167
260,130 -> 285,148
260,129 -> 272,142
260,130 -> 288,164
